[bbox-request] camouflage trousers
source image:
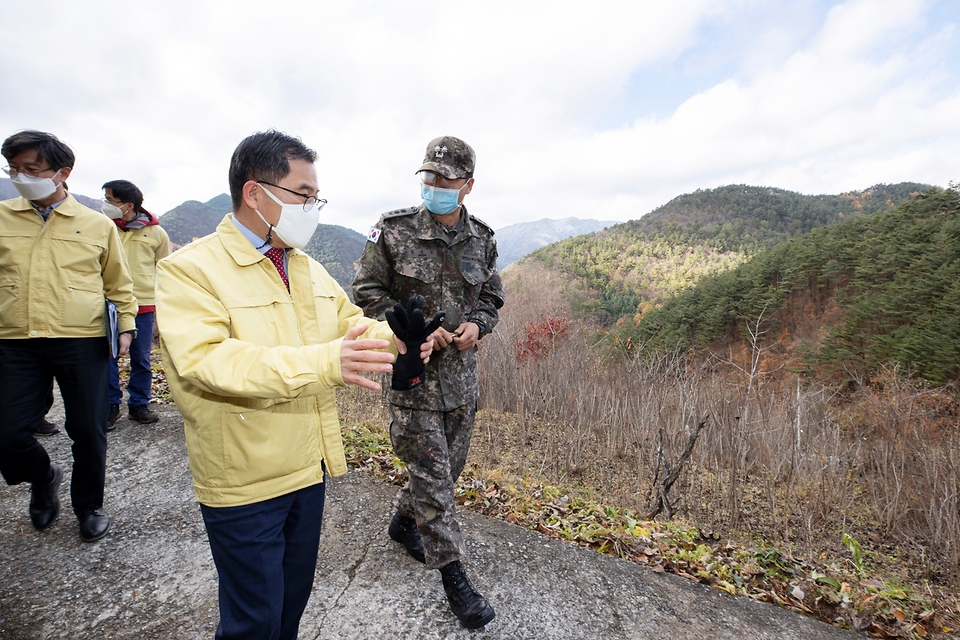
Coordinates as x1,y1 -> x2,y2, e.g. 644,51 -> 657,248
389,402 -> 476,569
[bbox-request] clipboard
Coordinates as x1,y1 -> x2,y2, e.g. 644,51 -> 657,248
105,300 -> 119,358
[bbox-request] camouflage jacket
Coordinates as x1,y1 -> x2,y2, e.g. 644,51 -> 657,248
352,204 -> 504,410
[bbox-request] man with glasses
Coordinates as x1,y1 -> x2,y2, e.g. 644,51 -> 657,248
157,129 -> 431,640
0,130 -> 137,542
353,136 -> 504,629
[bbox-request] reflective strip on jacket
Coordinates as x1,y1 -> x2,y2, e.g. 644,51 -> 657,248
0,194 -> 137,338
156,215 -> 396,508
116,222 -> 171,308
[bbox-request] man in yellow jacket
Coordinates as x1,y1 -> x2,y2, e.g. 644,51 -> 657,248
100,179 -> 171,428
157,130 -> 432,640
0,130 -> 137,543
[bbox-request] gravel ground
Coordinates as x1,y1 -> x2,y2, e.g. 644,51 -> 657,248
1,395 -> 858,639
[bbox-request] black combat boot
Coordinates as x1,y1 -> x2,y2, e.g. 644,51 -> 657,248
439,561 -> 495,629
388,511 -> 425,563
128,405 -> 159,424
106,404 -> 120,432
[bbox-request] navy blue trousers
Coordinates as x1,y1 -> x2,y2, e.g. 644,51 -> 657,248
200,481 -> 326,640
0,337 -> 108,518
108,312 -> 154,409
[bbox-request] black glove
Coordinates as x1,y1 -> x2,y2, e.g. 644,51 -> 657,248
384,295 -> 445,391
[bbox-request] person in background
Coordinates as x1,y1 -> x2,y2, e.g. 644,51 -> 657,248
352,135 -> 504,629
157,129 -> 433,640
101,180 -> 171,429
0,130 -> 137,542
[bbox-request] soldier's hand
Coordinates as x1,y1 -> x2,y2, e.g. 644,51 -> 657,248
341,324 -> 395,391
118,332 -> 133,357
431,327 -> 456,351
452,322 -> 480,351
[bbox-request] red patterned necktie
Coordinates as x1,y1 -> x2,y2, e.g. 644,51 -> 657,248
264,247 -> 289,290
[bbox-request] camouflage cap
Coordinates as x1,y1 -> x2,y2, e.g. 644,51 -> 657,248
416,136 -> 475,179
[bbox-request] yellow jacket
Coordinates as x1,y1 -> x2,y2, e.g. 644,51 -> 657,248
116,222 -> 171,308
157,215 -> 396,507
0,194 -> 137,338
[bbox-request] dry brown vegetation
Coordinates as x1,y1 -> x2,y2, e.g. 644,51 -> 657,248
463,279 -> 959,636
328,277 -> 960,636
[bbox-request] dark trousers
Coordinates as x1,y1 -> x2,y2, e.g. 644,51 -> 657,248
108,312 -> 154,409
0,338 -> 109,517
200,481 -> 326,640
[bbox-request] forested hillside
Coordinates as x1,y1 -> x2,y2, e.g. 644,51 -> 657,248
159,194 -> 234,246
626,186 -> 960,383
301,225 -> 367,290
519,183 -> 930,318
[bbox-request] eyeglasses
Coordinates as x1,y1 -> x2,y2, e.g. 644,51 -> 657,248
258,181 -> 327,212
419,171 -> 467,190
2,165 -> 56,179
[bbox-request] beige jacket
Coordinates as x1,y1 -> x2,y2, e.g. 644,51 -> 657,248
0,194 -> 137,338
117,221 -> 170,308
157,215 -> 395,507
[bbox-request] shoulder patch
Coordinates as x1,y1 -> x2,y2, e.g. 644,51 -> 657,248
381,206 -> 420,220
366,226 -> 382,243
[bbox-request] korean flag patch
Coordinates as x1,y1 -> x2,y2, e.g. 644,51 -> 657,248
366,226 -> 382,244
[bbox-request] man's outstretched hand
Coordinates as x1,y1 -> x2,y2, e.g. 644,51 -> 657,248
340,324 -> 395,391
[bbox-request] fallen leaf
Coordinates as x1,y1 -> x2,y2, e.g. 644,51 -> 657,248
891,609 -> 906,623
790,586 -> 805,601
913,622 -> 927,638
652,564 -> 665,573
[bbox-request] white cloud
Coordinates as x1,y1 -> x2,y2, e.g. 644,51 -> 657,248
0,0 -> 957,233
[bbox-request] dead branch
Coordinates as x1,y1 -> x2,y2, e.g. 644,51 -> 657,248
644,413 -> 709,519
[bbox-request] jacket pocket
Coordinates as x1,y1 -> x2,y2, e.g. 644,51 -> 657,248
311,284 -> 338,343
460,260 -> 490,286
0,277 -> 25,328
221,398 -> 315,487
61,283 -> 104,328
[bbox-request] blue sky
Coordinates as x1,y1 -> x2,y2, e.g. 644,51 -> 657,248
1,0 -> 957,233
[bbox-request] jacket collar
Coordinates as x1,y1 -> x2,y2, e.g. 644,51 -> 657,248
8,192 -> 83,217
413,203 -> 481,245
217,213 -> 303,267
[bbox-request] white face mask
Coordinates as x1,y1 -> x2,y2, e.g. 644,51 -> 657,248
253,183 -> 319,250
101,201 -> 125,219
10,169 -> 62,201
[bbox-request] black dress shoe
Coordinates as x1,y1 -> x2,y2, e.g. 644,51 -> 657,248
388,511 -> 425,563
30,463 -> 63,530
79,508 -> 111,542
128,405 -> 159,424
33,417 -> 60,436
439,561 -> 495,629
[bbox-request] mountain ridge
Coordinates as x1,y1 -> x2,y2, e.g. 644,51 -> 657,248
512,182 -> 932,319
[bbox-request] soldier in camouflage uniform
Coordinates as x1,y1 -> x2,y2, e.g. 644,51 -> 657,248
352,136 -> 504,629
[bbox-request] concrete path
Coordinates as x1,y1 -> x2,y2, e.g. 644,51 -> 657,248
0,403 -> 856,639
